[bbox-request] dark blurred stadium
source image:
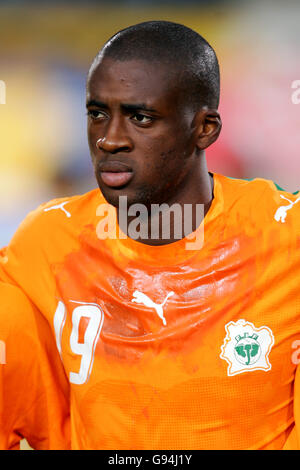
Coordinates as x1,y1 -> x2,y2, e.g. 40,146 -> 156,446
1,0 -> 299,246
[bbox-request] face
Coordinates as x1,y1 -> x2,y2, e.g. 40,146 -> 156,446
86,57 -> 200,209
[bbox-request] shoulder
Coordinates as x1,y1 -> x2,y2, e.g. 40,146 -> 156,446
216,173 -> 300,227
7,188 -> 105,248
0,188 -> 107,291
20,188 -> 102,231
218,172 -> 298,201
0,281 -> 42,348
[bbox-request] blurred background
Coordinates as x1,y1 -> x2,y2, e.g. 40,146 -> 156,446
0,0 -> 300,246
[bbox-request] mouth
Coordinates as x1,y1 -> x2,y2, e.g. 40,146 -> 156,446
98,161 -> 134,188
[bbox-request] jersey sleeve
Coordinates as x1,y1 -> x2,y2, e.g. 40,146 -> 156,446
0,281 -> 70,450
0,195 -> 80,304
0,200 -> 61,291
283,365 -> 300,449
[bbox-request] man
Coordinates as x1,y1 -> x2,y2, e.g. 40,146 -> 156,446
1,20 -> 300,449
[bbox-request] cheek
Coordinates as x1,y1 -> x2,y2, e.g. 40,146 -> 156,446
141,134 -> 182,166
87,128 -> 99,166
140,140 -> 187,183
158,146 -> 188,174
87,119 -> 102,143
87,127 -> 94,151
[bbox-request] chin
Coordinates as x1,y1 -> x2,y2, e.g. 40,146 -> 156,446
97,180 -> 152,209
98,187 -> 122,208
96,184 -> 130,209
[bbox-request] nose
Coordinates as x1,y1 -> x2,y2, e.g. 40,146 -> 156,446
96,116 -> 133,154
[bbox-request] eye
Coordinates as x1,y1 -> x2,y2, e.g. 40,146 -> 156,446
131,113 -> 153,124
87,110 -> 107,120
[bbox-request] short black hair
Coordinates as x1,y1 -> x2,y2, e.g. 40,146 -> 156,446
89,20 -> 220,110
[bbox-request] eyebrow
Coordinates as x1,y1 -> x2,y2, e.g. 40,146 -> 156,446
86,99 -> 157,113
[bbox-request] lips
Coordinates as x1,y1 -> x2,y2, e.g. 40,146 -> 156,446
98,161 -> 133,188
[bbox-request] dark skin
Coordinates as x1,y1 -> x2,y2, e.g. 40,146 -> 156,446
86,57 -> 222,245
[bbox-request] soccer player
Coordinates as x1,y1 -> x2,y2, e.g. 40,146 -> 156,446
1,20 -> 300,449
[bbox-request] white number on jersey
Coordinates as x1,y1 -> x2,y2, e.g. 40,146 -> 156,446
53,301 -> 104,385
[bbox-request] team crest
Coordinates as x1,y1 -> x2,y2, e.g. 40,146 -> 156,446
220,319 -> 274,376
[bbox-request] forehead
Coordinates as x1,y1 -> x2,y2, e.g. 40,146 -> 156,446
87,57 -> 180,107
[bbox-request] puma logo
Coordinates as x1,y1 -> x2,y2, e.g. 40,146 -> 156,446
131,290 -> 174,326
274,194 -> 300,223
44,201 -> 71,218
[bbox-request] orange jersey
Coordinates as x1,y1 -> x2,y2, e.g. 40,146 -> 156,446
1,172 -> 300,449
0,282 -> 70,449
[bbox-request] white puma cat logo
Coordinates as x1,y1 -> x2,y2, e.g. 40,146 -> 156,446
274,194 -> 300,223
44,201 -> 71,218
131,291 -> 174,326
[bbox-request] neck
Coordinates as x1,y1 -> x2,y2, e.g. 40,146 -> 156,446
117,154 -> 214,246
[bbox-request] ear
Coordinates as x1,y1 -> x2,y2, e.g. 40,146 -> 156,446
193,108 -> 222,151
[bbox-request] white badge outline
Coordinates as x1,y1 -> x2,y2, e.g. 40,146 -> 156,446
220,319 -> 275,376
